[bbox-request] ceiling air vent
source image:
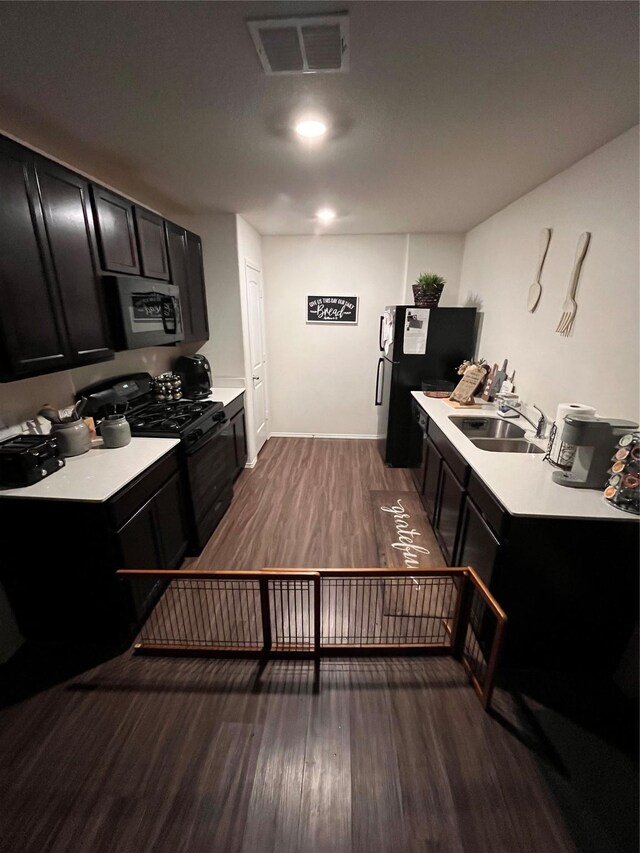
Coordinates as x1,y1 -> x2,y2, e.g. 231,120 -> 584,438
247,14 -> 349,75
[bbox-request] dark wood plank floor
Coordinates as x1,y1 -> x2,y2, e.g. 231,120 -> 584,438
1,438 -> 629,852
183,437 -> 445,570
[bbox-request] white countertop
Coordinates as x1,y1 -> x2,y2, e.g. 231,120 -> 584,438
0,389 -> 244,504
209,387 -> 244,407
0,437 -> 180,503
412,392 -> 637,521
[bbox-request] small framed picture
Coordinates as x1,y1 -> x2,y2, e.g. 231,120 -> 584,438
306,295 -> 359,324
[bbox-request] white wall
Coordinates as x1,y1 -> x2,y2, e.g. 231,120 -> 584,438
403,233 -> 465,306
263,233 -> 466,436
458,126 -> 639,423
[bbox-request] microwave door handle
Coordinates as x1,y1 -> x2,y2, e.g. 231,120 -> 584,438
161,296 -> 177,334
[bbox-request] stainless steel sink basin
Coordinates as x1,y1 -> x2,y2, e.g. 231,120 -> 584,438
470,438 -> 543,454
449,416 -> 526,439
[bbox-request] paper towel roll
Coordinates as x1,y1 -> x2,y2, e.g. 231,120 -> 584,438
549,402 -> 597,467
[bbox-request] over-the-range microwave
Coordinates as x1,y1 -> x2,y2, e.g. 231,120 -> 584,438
103,275 -> 184,350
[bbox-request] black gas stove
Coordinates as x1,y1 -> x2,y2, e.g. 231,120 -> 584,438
80,372 -> 225,450
128,398 -> 225,449
80,372 -> 234,554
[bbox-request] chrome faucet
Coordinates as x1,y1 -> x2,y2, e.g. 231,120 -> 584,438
500,403 -> 546,438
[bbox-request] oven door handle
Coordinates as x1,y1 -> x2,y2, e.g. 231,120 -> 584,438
185,418 -> 229,455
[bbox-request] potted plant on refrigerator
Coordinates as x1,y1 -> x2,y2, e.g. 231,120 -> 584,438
412,272 -> 446,308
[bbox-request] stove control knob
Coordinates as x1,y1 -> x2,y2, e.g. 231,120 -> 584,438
188,429 -> 203,445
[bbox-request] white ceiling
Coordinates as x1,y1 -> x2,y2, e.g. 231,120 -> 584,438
0,1 -> 637,235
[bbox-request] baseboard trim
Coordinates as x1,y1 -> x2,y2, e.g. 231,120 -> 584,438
269,432 -> 380,440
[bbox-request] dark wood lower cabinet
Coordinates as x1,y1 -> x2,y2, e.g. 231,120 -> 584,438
227,395 -> 248,480
117,470 -> 187,569
414,410 -> 638,673
434,460 -> 465,565
421,436 -> 441,522
457,496 -> 501,588
0,449 -> 188,648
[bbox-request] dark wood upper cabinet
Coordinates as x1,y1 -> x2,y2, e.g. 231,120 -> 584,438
185,230 -> 209,341
166,221 -> 209,343
134,206 -> 170,280
34,158 -> 113,365
0,137 -> 71,379
90,185 -> 140,275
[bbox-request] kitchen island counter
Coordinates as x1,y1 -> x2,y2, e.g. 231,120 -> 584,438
412,392 -> 637,521
0,437 -> 180,503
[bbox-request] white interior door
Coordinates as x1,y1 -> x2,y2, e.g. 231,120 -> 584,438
245,260 -> 268,454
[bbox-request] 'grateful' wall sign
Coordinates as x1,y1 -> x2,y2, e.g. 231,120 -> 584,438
306,295 -> 359,324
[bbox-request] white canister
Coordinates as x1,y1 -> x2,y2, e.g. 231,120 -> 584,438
100,415 -> 132,448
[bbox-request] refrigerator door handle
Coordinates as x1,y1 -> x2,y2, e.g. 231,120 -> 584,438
378,315 -> 385,352
375,357 -> 384,406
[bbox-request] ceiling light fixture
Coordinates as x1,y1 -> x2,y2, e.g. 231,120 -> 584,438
316,208 -> 336,222
295,119 -> 328,138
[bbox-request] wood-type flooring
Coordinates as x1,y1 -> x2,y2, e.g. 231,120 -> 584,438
183,437 -> 444,571
0,439 -> 630,852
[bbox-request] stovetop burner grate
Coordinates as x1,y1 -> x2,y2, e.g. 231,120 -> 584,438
127,398 -> 224,438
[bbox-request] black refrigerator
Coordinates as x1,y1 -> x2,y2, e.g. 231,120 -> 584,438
375,305 -> 477,466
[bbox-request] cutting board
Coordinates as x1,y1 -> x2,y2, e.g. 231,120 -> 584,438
486,359 -> 508,401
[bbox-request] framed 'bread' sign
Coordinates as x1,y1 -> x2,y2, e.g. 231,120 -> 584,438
306,296 -> 359,324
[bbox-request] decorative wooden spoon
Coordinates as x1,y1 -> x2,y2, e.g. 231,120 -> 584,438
527,227 -> 552,313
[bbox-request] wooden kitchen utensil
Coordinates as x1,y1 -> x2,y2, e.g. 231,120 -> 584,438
527,227 -> 552,312
556,231 -> 591,336
485,359 -> 508,401
481,364 -> 498,401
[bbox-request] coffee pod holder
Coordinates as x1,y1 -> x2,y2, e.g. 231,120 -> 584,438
603,431 -> 640,515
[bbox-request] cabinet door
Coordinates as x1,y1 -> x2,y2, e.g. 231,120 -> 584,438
35,159 -> 113,366
0,137 -> 71,378
166,220 -> 190,328
166,221 -> 209,343
434,461 -> 465,565
185,230 -> 209,341
457,497 -> 501,589
118,470 -> 188,569
118,498 -> 160,569
421,436 -> 441,523
91,185 -> 140,275
153,470 -> 189,567
231,408 -> 248,478
135,206 -> 170,280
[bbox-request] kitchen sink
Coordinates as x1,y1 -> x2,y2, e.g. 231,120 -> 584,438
470,438 -> 543,454
449,416 -> 526,439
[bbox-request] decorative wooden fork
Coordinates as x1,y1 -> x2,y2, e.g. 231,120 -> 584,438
556,231 -> 591,336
